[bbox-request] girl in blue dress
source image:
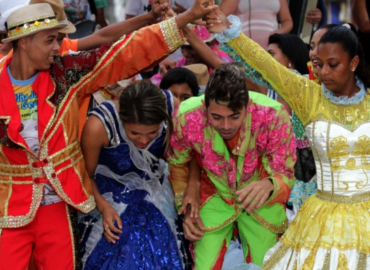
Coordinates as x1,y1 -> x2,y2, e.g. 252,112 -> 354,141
80,80 -> 182,270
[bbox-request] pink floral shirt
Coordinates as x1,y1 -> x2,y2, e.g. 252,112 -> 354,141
167,92 -> 296,227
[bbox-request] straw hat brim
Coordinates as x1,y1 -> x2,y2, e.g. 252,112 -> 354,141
184,33 -> 215,46
183,64 -> 210,86
58,20 -> 76,34
2,22 -> 67,43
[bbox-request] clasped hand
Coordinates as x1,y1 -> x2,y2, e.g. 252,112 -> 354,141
236,178 -> 274,212
100,202 -> 123,244
151,0 -> 218,24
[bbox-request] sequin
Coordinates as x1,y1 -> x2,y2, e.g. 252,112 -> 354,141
85,201 -> 182,270
82,101 -> 182,270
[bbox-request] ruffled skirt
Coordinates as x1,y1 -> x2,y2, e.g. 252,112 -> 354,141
262,193 -> 370,269
81,171 -> 183,270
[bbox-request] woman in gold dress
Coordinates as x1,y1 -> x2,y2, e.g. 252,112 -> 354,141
206,7 -> 370,270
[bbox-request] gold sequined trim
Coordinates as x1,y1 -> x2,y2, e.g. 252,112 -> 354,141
249,210 -> 288,234
262,244 -> 290,270
316,190 -> 370,203
52,143 -> 81,167
49,141 -> 79,160
8,15 -> 57,29
61,121 -> 69,144
0,180 -> 33,184
159,17 -> 185,52
65,204 -> 76,270
357,253 -> 367,270
309,117 -> 370,133
311,121 -> 324,190
285,247 -> 295,269
40,144 -> 95,214
206,169 -> 229,188
0,154 -> 45,228
322,250 -> 331,270
0,184 -> 43,228
200,194 -> 217,209
8,19 -> 60,38
4,181 -> 12,217
0,143 -> 12,222
0,163 -> 28,168
326,122 -> 336,194
0,167 -> 32,177
50,153 -> 95,213
0,141 -> 80,178
203,208 -> 242,232
218,190 -> 236,197
39,76 -> 56,144
72,164 -> 90,198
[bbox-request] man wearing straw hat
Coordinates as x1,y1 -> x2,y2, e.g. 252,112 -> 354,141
0,0 -> 172,66
0,1 -> 216,269
0,0 -> 186,139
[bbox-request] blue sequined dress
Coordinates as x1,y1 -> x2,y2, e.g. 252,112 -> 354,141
81,93 -> 182,270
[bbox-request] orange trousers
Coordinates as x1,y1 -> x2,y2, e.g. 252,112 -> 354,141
0,202 -> 75,270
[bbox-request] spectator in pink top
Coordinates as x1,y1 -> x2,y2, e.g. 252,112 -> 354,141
220,0 -> 293,49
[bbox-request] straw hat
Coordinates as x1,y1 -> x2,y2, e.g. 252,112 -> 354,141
3,3 -> 68,43
184,24 -> 215,46
183,64 -> 210,93
93,75 -> 142,104
30,0 -> 76,34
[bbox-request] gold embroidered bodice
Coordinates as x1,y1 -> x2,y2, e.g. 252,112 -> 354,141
228,33 -> 370,197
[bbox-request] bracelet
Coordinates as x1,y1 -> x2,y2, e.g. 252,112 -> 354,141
215,15 -> 242,44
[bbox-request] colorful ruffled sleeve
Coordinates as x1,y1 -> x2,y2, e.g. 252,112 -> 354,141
216,16 -> 322,126
262,107 -> 296,206
166,108 -> 195,208
221,44 -> 273,89
61,17 -> 185,97
221,44 -> 301,90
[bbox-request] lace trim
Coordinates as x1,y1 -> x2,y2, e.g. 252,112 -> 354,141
316,189 -> 370,203
214,15 -> 242,44
322,77 -> 367,105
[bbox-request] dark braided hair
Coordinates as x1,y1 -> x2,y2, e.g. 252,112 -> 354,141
319,26 -> 370,88
268,34 -> 309,75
